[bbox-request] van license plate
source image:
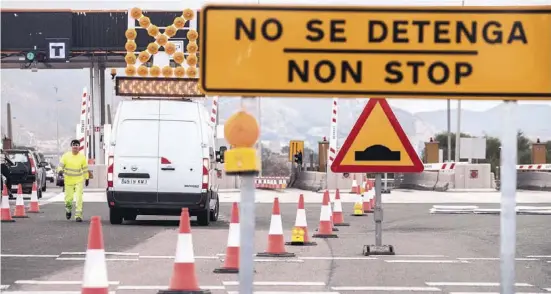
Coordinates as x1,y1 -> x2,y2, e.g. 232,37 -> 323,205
121,179 -> 148,185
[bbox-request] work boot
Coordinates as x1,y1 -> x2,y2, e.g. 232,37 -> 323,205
75,217 -> 82,222
66,211 -> 71,220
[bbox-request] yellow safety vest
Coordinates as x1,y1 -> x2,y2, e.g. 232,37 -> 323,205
57,151 -> 89,185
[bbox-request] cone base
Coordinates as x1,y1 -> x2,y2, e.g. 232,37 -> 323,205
1,219 -> 15,222
334,223 -> 350,226
364,210 -> 374,213
213,267 -> 239,274
312,233 -> 338,239
12,215 -> 29,218
350,213 -> 366,216
315,227 -> 339,232
256,252 -> 296,258
82,287 -> 110,294
285,241 -> 317,246
28,210 -> 42,213
158,290 -> 212,294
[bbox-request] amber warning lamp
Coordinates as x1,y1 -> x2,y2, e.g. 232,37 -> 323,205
115,76 -> 205,98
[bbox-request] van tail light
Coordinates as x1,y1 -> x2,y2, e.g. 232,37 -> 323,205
107,156 -> 114,188
202,158 -> 209,192
161,157 -> 171,164
28,155 -> 36,175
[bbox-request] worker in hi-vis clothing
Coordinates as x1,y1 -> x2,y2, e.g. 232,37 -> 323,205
57,139 -> 89,222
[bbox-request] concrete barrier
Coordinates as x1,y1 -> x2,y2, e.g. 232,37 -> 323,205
517,171 -> 551,191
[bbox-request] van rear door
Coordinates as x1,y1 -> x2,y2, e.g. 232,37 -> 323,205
157,119 -> 203,204
112,119 -> 159,204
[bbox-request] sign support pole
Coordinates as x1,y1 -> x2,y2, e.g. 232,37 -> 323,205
363,172 -> 394,255
239,174 -> 255,294
374,173 -> 383,246
500,100 -> 517,294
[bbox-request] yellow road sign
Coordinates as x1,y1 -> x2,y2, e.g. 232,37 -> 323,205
289,140 -> 304,162
200,5 -> 551,100
331,98 -> 424,173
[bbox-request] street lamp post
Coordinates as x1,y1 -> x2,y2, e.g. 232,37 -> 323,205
54,87 -> 60,158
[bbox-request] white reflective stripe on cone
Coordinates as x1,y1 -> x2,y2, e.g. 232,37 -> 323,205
320,205 -> 331,221
82,249 -> 109,288
1,196 -> 9,208
268,214 -> 283,235
334,200 -> 343,212
227,223 -> 240,247
295,209 -> 307,227
174,234 -> 195,263
16,195 -> 23,206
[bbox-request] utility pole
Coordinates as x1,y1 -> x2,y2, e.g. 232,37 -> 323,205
54,87 -> 60,158
447,99 -> 451,162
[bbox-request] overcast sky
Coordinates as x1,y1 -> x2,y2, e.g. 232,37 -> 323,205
2,0 -> 551,113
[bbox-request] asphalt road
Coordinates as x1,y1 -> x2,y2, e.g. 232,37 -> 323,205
2,195 -> 551,293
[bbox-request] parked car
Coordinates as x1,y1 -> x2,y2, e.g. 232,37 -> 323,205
4,149 -> 47,199
45,163 -> 55,183
31,151 -> 47,192
56,170 -> 64,187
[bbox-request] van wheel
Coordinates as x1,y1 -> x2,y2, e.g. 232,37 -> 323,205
110,208 -> 124,225
197,209 -> 210,226
124,211 -> 137,221
210,197 -> 219,222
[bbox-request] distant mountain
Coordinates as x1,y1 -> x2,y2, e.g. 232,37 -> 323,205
2,69 -> 550,154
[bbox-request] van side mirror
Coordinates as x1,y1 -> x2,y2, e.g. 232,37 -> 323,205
216,146 -> 227,163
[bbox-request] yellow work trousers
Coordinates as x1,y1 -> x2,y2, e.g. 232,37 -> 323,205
65,181 -> 84,218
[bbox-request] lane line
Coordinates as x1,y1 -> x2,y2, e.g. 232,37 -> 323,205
300,257 -> 377,260
223,281 -> 326,286
457,258 -> 540,261
14,280 -> 120,285
382,255 -> 447,258
1,285 -> 9,290
1,254 -> 59,258
227,292 -> 340,294
449,293 -> 549,294
527,255 -> 551,258
139,255 -> 219,259
59,252 -> 139,256
55,257 -> 139,261
331,286 -> 442,291
2,291 -> 117,294
385,260 -> 469,264
117,285 -> 225,290
425,282 -> 533,287
253,258 -> 305,263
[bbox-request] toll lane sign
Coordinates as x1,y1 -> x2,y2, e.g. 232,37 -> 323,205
200,5 -> 551,100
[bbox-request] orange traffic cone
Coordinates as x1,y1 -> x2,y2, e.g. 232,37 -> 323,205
159,208 -> 210,294
214,202 -> 240,273
286,194 -> 316,246
327,192 -> 338,231
81,216 -> 109,294
12,185 -> 28,218
363,190 -> 373,213
1,186 -> 15,222
351,175 -> 359,194
28,182 -> 40,213
313,191 -> 338,238
332,189 -> 349,226
257,197 -> 295,257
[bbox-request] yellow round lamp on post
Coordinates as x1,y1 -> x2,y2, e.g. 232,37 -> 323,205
223,110 -> 260,175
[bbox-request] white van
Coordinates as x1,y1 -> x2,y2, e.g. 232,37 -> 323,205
106,99 -> 221,226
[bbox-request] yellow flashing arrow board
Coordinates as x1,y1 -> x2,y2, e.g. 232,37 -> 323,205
289,140 -> 305,162
200,5 -> 551,100
331,98 -> 424,173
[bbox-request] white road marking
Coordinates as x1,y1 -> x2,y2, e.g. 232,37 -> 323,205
449,293 -> 549,294
59,251 -> 138,256
426,282 -> 533,287
1,285 -> 10,290
55,257 -> 139,261
544,288 -> 551,291
253,258 -> 305,263
300,257 -> 377,260
2,291 -> 116,294
457,258 -> 540,261
0,254 -> 58,258
117,285 -> 225,290
138,255 -> 219,259
331,286 -> 441,291
385,255 -> 447,258
528,255 -> 551,258
385,260 -> 469,264
223,281 -> 325,286
227,292 -> 340,294
14,280 -> 120,285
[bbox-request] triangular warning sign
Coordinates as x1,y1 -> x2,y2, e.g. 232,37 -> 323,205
331,98 -> 424,173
